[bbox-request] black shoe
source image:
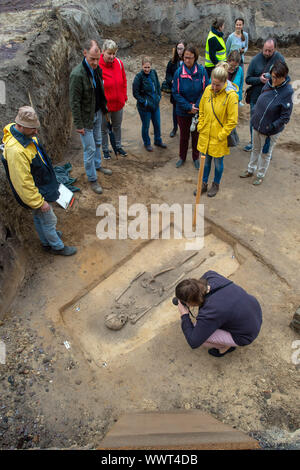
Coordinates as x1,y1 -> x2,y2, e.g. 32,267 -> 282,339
193,182 -> 208,196
103,151 -> 111,160
170,129 -> 177,138
207,182 -> 219,197
154,142 -> 167,149
50,246 -> 77,256
208,347 -> 236,358
145,145 -> 153,152
117,147 -> 127,157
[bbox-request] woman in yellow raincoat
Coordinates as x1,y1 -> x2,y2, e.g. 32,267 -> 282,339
196,62 -> 238,197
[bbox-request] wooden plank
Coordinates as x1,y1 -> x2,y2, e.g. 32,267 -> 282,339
98,411 -> 260,450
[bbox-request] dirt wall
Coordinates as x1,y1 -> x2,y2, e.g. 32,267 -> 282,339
0,0 -> 299,316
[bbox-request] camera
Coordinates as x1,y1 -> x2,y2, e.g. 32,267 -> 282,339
172,297 -> 188,308
190,115 -> 198,132
264,72 -> 271,80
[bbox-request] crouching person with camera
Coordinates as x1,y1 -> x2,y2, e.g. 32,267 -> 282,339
174,271 -> 262,357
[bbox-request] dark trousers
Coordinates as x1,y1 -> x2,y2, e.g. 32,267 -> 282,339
205,66 -> 214,79
177,115 -> 199,161
172,103 -> 178,131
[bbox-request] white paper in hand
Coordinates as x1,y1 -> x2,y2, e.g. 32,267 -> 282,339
56,184 -> 74,209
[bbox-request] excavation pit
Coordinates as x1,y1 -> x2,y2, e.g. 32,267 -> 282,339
62,233 -> 240,367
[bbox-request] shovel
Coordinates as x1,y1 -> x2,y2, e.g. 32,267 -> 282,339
193,154 -> 206,228
105,113 -> 118,159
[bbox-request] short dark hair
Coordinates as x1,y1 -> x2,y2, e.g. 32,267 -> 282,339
271,60 -> 289,78
175,278 -> 208,307
183,45 -> 199,62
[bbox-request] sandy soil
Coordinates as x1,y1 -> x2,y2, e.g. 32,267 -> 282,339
0,46 -> 300,449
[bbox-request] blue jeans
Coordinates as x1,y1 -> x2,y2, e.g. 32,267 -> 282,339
33,205 -> 64,250
250,102 -> 270,153
203,155 -> 224,185
137,107 -> 162,147
80,110 -> 102,182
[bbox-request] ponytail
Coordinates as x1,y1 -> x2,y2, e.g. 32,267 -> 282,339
235,18 -> 245,41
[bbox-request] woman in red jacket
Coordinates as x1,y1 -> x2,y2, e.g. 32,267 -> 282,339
99,39 -> 128,159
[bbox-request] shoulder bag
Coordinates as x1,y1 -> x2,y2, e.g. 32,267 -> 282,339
210,96 -> 239,147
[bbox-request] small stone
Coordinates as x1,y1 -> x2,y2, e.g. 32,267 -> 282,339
8,376 -> 15,385
263,391 -> 272,399
75,380 -> 82,386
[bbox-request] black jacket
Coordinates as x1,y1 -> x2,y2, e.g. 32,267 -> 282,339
245,51 -> 285,104
251,77 -> 294,136
132,69 -> 161,112
181,271 -> 262,348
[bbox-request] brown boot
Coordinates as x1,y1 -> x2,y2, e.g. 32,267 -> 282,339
193,182 -> 208,197
207,182 -> 219,197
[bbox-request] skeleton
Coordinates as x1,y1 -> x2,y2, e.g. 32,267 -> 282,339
105,252 -> 207,330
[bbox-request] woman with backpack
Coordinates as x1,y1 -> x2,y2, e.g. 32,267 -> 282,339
172,45 -> 209,169
99,39 -> 128,159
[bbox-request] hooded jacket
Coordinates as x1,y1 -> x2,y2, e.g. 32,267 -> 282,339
197,81 -> 239,157
172,62 -> 209,117
181,271 -> 262,348
2,124 -> 59,209
251,76 -> 294,136
132,69 -> 161,112
99,54 -> 127,112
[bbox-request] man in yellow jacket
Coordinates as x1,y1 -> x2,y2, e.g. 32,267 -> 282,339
1,106 -> 77,255
196,63 -> 238,197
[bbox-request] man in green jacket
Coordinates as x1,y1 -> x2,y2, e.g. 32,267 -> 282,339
69,39 -> 112,194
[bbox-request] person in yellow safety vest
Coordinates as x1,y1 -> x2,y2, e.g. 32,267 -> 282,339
205,18 -> 227,79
